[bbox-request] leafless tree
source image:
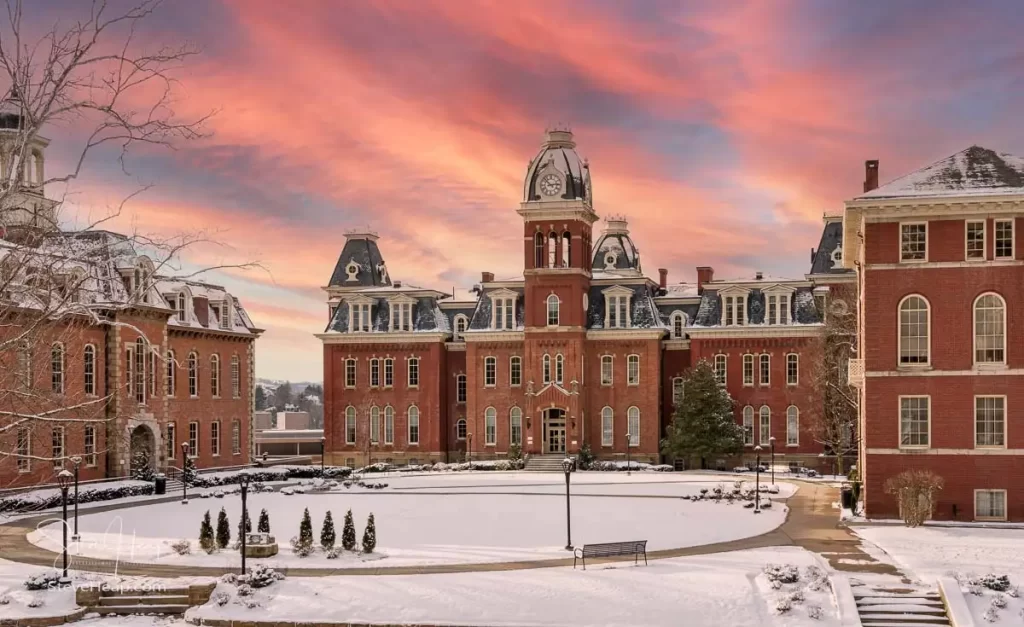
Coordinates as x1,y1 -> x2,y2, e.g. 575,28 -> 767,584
808,295 -> 859,477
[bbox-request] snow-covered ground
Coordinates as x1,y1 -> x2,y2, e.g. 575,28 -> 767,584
28,473 -> 792,568
0,558 -> 78,621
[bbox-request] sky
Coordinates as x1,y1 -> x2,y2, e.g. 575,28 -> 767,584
25,0 -> 1024,381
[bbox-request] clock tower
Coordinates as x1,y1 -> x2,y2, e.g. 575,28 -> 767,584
517,128 -> 597,455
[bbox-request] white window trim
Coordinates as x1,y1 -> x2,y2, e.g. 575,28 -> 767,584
786,406 -> 799,446
344,358 -> 357,389
484,356 -> 497,387
898,395 -> 931,450
897,294 -> 932,369
509,356 -> 522,387
759,353 -> 771,387
758,406 -> 771,445
626,354 -> 640,386
786,353 -> 799,386
510,407 -> 522,446
994,219 -> 1015,260
346,295 -> 374,333
384,406 -> 395,445
974,394 -> 1007,449
546,294 -> 560,327
383,358 -> 394,388
762,285 -> 796,325
452,314 -> 469,341
388,295 -> 417,332
345,407 -> 356,444
456,374 -> 467,404
455,417 -> 466,441
742,354 -> 754,387
899,221 -> 929,263
601,406 -> 614,447
974,489 -> 1008,522
555,353 -> 564,385
965,219 -> 986,261
671,377 -> 684,406
714,354 -> 727,385
718,286 -> 751,326
600,355 -> 613,386
407,405 -> 420,445
407,356 -> 420,388
742,406 -> 754,447
484,407 -> 497,446
627,407 -> 640,448
670,311 -> 687,338
188,421 -> 199,457
972,292 -> 1007,368
211,421 -> 221,457
488,289 -> 519,331
602,286 -> 633,329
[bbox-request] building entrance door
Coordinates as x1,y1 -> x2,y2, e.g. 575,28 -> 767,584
545,409 -> 566,454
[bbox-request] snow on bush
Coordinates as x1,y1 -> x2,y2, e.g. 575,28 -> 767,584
806,605 -> 823,620
991,595 -> 1008,609
213,591 -> 230,606
236,583 -> 253,597
27,597 -> 45,608
804,566 -> 829,592
239,564 -> 284,589
973,574 -> 1012,592
170,539 -> 192,555
24,572 -> 62,590
0,594 -> 10,605
191,465 -> 352,489
326,547 -> 341,559
0,479 -> 154,514
764,564 -> 800,585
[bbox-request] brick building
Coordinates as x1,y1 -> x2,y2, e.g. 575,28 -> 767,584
846,146 -> 1024,522
321,129 -> 848,470
0,110 -> 262,488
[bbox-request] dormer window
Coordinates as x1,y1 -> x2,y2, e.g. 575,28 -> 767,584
175,291 -> 189,323
219,299 -> 231,329
390,299 -> 414,332
453,314 -> 468,341
763,286 -> 795,325
348,297 -> 373,332
489,289 -> 518,331
670,311 -> 687,338
722,294 -> 748,326
603,286 -> 633,329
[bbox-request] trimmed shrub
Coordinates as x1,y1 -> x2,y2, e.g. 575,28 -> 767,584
362,513 -> 376,553
199,511 -> 216,553
342,509 -> 357,551
258,509 -> 270,533
170,539 -> 192,555
321,511 -> 336,550
884,470 -> 944,527
24,572 -> 62,590
216,508 -> 231,549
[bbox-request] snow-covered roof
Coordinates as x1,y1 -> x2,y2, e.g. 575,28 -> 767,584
661,283 -> 700,298
859,146 -> 1024,200
711,274 -> 802,285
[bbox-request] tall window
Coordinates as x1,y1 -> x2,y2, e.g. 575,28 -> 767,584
562,231 -> 571,267
231,356 -> 241,398
899,296 -> 930,365
555,354 -> 564,384
607,295 -> 629,328
211,421 -> 221,456
671,311 -> 686,338
600,355 -> 613,385
548,232 -> 557,268
369,358 -> 380,387
786,406 -> 799,445
384,358 -> 394,387
767,294 -> 789,325
714,354 -> 727,385
18,341 -> 32,388
672,377 -> 684,406
510,356 -> 522,386
974,293 -> 1005,364
456,374 -> 467,403
742,406 -> 754,446
135,338 -> 146,404
16,428 -> 30,472
345,407 -> 356,444
349,302 -> 372,332
975,396 -> 1005,448
51,426 -> 65,468
166,350 -> 175,397
510,407 -> 522,446
976,490 -> 1007,521
786,354 -> 798,386
534,232 -> 545,268
723,295 -> 747,325
188,421 -> 199,455
232,420 -> 241,455
547,294 -> 560,326
408,357 -> 420,387
166,424 -> 175,461
966,220 -> 985,260
601,407 -> 613,446
484,356 -> 496,387
370,406 -> 381,443
995,219 -> 1014,259
759,354 -> 770,386
542,354 -> 552,384
384,406 -> 394,444
453,315 -> 468,341
210,354 -> 221,397
900,223 -> 927,261
149,350 -> 156,399
176,292 -> 187,321
494,297 -> 515,330
456,418 -> 466,440
759,406 -> 770,444
627,407 -> 640,447
390,301 -> 413,332
742,354 -> 754,386
485,407 -> 497,445
84,425 -> 97,466
899,396 -> 930,448
627,354 -> 639,385
187,352 -> 198,397
408,406 -> 420,445
345,358 -> 357,388
50,343 -> 64,394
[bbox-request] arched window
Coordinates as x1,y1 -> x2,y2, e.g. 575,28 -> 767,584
166,350 -> 176,397
899,295 -> 930,365
713,354 -> 727,384
534,232 -> 545,269
974,293 -> 1006,364
562,231 -> 571,268
759,406 -> 771,444
453,314 -> 468,341
742,406 -> 754,445
601,407 -> 614,446
671,311 -> 687,339
786,406 -> 799,446
50,342 -> 64,394
547,294 -> 560,326
187,352 -> 198,397
210,354 -> 221,397
627,407 -> 640,447
408,406 -> 420,444
543,354 -> 551,384
456,418 -> 467,440
555,354 -> 564,384
485,407 -> 497,445
370,406 -> 380,443
384,406 -> 394,444
345,406 -> 356,444
83,344 -> 96,396
548,232 -> 558,268
510,407 -> 522,445
600,354 -> 613,385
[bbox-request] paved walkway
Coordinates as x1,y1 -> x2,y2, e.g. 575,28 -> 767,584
0,479 -> 901,578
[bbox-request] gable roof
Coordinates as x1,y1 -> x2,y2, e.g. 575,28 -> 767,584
859,146 -> 1024,200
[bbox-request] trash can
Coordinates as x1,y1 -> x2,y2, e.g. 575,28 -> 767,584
840,485 -> 854,510
154,473 -> 167,495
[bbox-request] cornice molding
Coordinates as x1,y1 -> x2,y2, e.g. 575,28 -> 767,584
462,331 -> 526,342
661,339 -> 692,350
686,325 -> 822,339
444,342 -> 467,352
585,329 -> 665,340
316,332 -> 448,345
865,260 -> 1024,271
848,195 -> 1024,218
866,367 -> 1024,378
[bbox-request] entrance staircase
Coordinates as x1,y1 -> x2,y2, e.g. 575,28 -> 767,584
89,586 -> 193,616
854,586 -> 950,626
524,454 -> 571,472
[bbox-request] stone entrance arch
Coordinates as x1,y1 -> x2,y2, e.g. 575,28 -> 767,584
129,424 -> 156,479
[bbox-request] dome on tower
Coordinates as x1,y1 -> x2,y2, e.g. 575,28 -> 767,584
591,216 -> 641,276
523,128 -> 592,205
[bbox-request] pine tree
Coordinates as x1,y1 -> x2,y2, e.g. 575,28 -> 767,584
361,513 -> 376,554
183,455 -> 197,485
342,509 -> 357,551
198,510 -> 215,552
298,508 -> 314,548
237,507 -> 252,541
216,507 -> 231,549
131,449 -> 154,481
661,359 -> 743,469
257,508 -> 270,533
320,510 -> 336,550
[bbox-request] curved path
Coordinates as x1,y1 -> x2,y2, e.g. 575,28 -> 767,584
0,479 -> 884,578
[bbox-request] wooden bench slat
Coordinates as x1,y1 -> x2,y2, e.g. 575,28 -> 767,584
573,540 -> 647,570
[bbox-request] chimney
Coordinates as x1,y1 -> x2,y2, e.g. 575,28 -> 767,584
394,280 -> 402,288
658,268 -> 668,290
863,159 -> 879,193
755,271 -> 763,280
481,271 -> 494,283
696,266 -> 714,294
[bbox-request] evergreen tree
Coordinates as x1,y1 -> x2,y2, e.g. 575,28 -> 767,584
273,381 -> 293,410
661,360 -> 743,469
198,510 -> 215,552
216,507 -> 231,549
183,455 -> 197,485
342,509 -> 357,551
361,513 -> 376,554
298,508 -> 314,548
131,449 -> 154,481
257,508 -> 270,533
237,507 -> 251,541
254,384 -> 268,411
320,510 -> 336,550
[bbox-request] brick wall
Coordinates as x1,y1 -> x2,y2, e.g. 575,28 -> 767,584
583,337 -> 661,460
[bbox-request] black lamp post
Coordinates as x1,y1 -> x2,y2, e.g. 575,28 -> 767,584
69,456 -> 82,541
560,457 -> 574,550
56,469 -> 73,583
753,446 -> 762,514
181,442 -> 190,504
768,436 -> 776,486
467,433 -> 473,468
625,431 -> 632,476
320,437 -> 326,473
238,471 -> 250,575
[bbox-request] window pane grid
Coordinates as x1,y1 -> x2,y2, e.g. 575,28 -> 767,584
900,397 -> 930,447
975,295 -> 1005,363
966,221 -> 985,259
901,224 -> 926,260
995,220 -> 1014,259
742,406 -> 754,446
899,297 -> 929,364
601,407 -> 613,446
975,396 -> 1005,447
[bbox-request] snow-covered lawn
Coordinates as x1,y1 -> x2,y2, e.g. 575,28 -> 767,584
189,547 -> 836,627
28,473 -> 793,568
0,559 -> 78,621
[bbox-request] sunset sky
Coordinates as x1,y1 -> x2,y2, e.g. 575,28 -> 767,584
31,0 -> 1024,381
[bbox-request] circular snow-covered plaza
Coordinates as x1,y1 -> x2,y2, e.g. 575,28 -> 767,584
28,471 -> 794,569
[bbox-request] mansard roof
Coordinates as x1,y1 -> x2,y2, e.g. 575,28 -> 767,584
586,283 -> 665,330
692,285 -> 822,327
327,231 -> 391,288
523,129 -> 591,204
326,293 -> 450,334
858,146 -> 1024,200
591,217 -> 641,275
809,217 -> 851,276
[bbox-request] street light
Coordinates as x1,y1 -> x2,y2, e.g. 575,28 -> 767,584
238,471 -> 251,575
69,456 -> 82,541
467,433 -> 473,468
55,469 -> 73,583
625,431 -> 632,476
768,436 -> 776,486
320,437 -> 326,474
180,442 -> 190,504
560,457 -> 574,550
753,446 -> 763,514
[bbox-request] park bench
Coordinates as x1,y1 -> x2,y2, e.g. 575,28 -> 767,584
573,540 -> 648,570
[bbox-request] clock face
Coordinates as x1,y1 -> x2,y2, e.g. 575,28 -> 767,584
540,173 -> 562,197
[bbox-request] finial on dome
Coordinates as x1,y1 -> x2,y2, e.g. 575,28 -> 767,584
603,215 -> 629,235
543,124 -> 575,149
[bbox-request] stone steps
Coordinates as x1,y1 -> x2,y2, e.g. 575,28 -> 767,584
78,584 -> 211,617
855,588 -> 949,626
524,456 -> 570,472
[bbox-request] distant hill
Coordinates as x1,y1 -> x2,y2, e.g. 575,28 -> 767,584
257,378 -> 322,393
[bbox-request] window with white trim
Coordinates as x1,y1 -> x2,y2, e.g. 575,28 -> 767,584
187,352 -> 198,397
84,344 -> 96,396
723,295 -> 747,325
408,357 -> 419,388
742,354 -> 754,386
713,354 -> 727,385
966,220 -> 985,260
16,428 -> 30,472
210,354 -> 221,398
50,342 -> 64,394
135,338 -> 146,404
456,417 -> 466,440
345,358 -> 357,388
231,356 -> 241,398
759,354 -> 770,386
485,407 -> 496,445
384,406 -> 394,444
759,406 -> 770,444
370,406 -> 380,443
408,406 -> 420,444
974,293 -> 1005,364
51,426 -> 64,468
627,354 -> 639,385
166,350 -> 175,397
899,296 -> 930,365
510,356 -> 522,386
85,425 -> 97,466
166,424 -> 175,461
370,358 -> 380,387
176,292 -> 187,322
456,374 -> 466,403
742,406 -> 754,446
345,407 -> 356,444
600,355 -> 613,385
671,311 -> 686,338
390,301 -> 413,332
349,301 -> 372,332
547,294 -> 560,326
672,377 -> 684,405
492,296 -> 516,330
627,407 -> 640,447
211,421 -> 220,456
900,223 -> 927,261
975,396 -> 1005,448
384,358 -> 394,387
189,421 -> 199,456
995,219 -> 1014,259
555,354 -> 564,385
975,489 -> 1006,521
786,354 -> 798,386
542,354 -> 551,384
606,294 -> 631,328
766,293 -> 790,325
484,356 -> 496,387
601,407 -> 614,446
453,315 -> 468,341
510,408 -> 522,445
220,299 -> 231,329
786,406 -> 799,445
899,396 -> 930,448
232,420 -> 241,455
